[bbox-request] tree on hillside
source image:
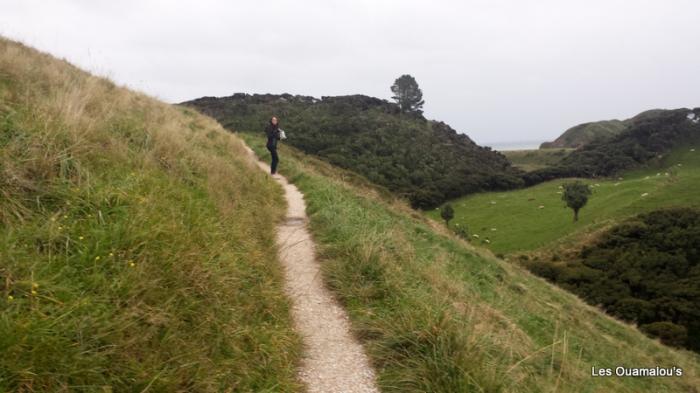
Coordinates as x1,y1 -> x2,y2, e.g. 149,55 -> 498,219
441,204 -> 454,226
391,74 -> 425,114
561,181 -> 592,222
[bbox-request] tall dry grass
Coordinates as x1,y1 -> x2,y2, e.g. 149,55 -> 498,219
1,37 -> 301,392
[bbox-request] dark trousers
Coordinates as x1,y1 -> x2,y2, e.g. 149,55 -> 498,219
267,144 -> 279,174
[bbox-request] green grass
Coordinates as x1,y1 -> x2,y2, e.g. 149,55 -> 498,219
502,148 -> 573,172
241,132 -> 700,393
429,145 -> 700,255
1,38 -> 301,392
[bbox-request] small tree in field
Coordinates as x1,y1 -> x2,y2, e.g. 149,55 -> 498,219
390,74 -> 425,114
562,181 -> 592,222
441,204 -> 454,227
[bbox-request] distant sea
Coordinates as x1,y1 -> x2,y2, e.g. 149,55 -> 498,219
481,140 -> 543,151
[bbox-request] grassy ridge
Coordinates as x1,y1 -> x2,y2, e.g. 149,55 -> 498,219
430,144 -> 700,255
241,132 -> 700,393
0,38 -> 301,391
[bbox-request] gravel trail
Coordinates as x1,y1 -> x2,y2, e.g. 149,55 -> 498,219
243,143 -> 380,393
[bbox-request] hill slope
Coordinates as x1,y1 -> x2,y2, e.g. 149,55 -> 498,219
503,148 -> 573,172
183,93 -> 524,208
523,207 -> 700,353
241,132 -> 700,392
539,109 -> 668,149
0,38 -> 301,391
526,108 -> 700,185
540,119 -> 627,149
429,142 -> 700,255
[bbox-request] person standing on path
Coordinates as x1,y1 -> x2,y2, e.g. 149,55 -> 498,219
265,116 -> 282,175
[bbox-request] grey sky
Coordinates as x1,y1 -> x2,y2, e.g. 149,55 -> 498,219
2,0 -> 699,145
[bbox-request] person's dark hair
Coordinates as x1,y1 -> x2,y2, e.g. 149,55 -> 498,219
269,116 -> 279,129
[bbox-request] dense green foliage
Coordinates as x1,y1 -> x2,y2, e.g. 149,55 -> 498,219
183,93 -> 524,208
561,181 -> 592,222
524,208 -> 700,353
526,108 -> 700,185
390,74 -> 424,114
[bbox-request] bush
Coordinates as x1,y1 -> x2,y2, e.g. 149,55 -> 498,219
640,322 -> 688,348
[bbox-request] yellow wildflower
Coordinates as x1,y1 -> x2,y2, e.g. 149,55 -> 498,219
7,295 -> 13,301
95,256 -> 101,261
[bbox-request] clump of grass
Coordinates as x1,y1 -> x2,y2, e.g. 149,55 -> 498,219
242,133 -> 700,392
0,38 -> 300,391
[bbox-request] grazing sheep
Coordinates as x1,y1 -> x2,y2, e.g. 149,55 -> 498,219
641,193 -> 649,197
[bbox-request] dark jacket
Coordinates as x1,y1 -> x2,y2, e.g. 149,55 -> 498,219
265,123 -> 280,148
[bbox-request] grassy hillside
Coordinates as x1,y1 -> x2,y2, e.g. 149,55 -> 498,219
539,109 -> 668,149
502,148 -> 573,172
242,133 -> 700,392
0,38 -> 301,391
183,94 -> 524,208
428,143 -> 700,255
540,119 -> 627,149
525,108 -> 700,185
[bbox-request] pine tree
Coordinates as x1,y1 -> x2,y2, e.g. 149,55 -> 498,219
391,74 -> 425,114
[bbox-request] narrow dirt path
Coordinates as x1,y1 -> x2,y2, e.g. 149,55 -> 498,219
242,143 -> 380,393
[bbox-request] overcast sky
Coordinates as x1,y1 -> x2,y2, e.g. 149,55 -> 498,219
2,0 -> 699,145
